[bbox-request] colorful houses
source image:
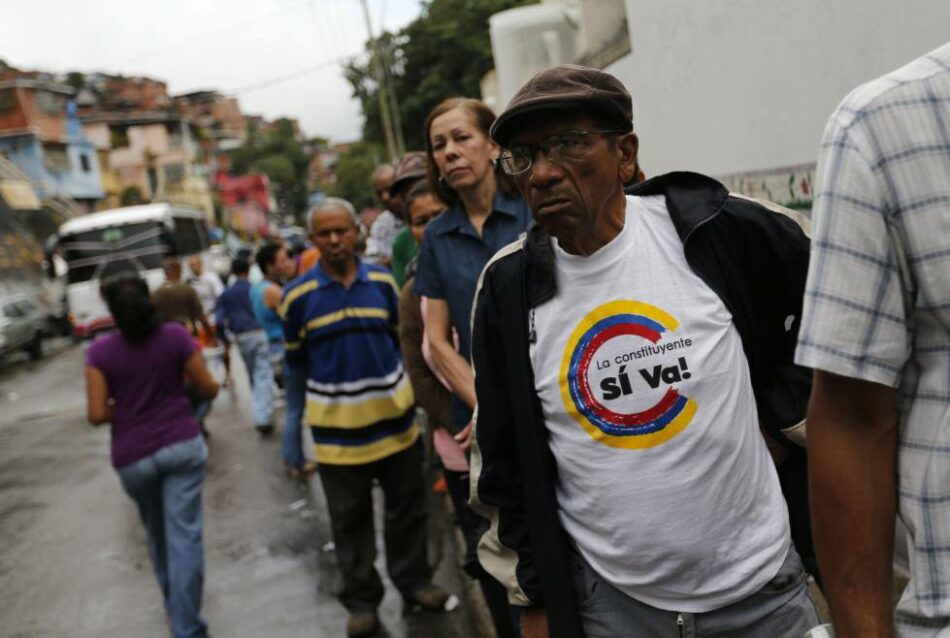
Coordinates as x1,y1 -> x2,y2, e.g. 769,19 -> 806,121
0,74 -> 104,211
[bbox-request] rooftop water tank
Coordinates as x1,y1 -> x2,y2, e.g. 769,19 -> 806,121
490,4 -> 578,108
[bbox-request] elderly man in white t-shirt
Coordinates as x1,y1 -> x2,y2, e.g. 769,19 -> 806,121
468,65 -> 819,638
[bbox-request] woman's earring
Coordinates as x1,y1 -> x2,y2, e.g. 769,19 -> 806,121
438,175 -> 448,189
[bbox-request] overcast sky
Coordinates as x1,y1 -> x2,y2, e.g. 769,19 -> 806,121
1,0 -> 424,142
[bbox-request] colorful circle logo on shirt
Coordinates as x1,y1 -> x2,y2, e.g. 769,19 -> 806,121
559,300 -> 697,449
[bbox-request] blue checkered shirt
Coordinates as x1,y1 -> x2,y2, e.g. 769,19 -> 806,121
796,42 -> 950,636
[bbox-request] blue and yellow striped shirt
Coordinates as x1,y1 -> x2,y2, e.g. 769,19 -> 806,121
280,259 -> 417,465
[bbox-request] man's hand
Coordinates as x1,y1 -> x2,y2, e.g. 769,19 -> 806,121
454,420 -> 474,452
520,608 -> 549,638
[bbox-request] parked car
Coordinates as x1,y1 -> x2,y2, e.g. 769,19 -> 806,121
0,293 -> 45,361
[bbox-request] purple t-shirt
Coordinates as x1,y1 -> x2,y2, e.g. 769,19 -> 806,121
86,322 -> 201,468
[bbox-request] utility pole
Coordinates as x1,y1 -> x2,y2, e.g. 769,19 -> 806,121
359,0 -> 398,161
382,44 -> 404,155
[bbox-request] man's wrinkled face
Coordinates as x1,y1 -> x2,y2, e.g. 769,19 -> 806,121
311,209 -> 359,268
506,112 -> 637,240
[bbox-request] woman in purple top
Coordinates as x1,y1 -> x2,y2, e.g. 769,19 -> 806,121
85,273 -> 219,638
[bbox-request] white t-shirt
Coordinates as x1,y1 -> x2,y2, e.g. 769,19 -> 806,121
529,195 -> 790,613
189,271 -> 224,320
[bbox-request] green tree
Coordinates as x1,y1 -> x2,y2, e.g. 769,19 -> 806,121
345,0 -> 534,150
229,117 -> 310,221
120,186 -> 144,206
329,142 -> 386,211
64,71 -> 86,91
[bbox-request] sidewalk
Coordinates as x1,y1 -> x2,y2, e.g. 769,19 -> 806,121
244,353 -> 485,637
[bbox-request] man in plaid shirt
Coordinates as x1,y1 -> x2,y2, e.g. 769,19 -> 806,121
797,42 -> 950,638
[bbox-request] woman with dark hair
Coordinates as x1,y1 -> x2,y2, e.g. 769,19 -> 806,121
413,97 -> 531,638
85,273 -> 219,638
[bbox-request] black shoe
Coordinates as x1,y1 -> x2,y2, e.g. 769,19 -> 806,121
255,423 -> 274,437
407,583 -> 449,611
346,611 -> 379,637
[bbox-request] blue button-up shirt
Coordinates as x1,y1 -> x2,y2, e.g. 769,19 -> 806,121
414,192 -> 531,361
414,192 -> 531,427
215,278 -> 261,335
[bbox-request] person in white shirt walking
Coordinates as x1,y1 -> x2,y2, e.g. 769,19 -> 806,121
187,254 -> 229,385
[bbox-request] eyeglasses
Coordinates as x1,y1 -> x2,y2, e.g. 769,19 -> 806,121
498,129 -> 623,175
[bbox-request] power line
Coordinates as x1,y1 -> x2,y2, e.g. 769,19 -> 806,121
327,0 -> 355,58
309,0 -> 340,61
226,56 -> 354,95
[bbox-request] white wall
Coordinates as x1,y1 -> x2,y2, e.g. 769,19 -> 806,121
608,0 -> 950,177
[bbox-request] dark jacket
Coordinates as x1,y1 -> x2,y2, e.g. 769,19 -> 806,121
469,172 -> 812,637
398,274 -> 453,431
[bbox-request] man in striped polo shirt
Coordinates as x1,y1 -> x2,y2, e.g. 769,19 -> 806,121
280,197 -> 448,637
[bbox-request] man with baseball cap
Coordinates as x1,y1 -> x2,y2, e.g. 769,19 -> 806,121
387,152 -> 429,287
469,64 -> 819,637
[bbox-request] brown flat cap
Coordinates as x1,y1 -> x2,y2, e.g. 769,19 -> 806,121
490,65 -> 633,146
390,152 -> 427,196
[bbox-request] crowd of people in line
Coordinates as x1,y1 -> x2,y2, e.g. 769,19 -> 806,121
84,40 -> 950,638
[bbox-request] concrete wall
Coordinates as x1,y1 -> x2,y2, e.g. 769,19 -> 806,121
128,123 -> 172,155
0,134 -> 103,201
608,0 -> 950,177
82,121 -> 111,150
0,137 -> 46,193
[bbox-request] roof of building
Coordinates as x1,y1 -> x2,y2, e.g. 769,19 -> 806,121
80,111 -> 186,126
173,90 -> 222,102
0,79 -> 75,95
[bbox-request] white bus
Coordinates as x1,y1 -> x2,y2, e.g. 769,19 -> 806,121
58,203 -> 211,338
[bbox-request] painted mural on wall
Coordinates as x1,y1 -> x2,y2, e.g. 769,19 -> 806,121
718,162 -> 815,212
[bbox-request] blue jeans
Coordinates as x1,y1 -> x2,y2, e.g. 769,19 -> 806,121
282,356 -> 307,468
116,436 -> 209,638
235,330 -> 274,427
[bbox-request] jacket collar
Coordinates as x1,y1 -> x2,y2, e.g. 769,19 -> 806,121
524,171 -> 729,308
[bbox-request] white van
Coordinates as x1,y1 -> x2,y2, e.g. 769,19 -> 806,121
58,204 -> 211,338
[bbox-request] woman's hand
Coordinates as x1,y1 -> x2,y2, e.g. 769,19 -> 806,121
454,420 -> 474,452
520,608 -> 549,638
85,365 -> 112,425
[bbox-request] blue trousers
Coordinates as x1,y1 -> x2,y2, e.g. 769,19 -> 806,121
281,356 -> 307,469
235,330 -> 274,428
116,436 -> 209,638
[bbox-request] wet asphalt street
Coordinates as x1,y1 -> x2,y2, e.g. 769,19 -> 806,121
0,340 -> 480,638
